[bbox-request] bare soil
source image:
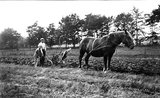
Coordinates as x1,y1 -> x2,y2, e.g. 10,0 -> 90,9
0,63 -> 160,98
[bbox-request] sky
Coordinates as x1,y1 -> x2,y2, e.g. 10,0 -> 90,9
0,0 -> 160,38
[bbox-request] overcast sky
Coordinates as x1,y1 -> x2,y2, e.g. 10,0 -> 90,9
0,0 -> 159,37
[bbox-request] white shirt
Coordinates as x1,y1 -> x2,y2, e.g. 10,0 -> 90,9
38,42 -> 46,50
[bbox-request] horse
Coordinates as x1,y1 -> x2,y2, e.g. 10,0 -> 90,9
79,30 -> 135,72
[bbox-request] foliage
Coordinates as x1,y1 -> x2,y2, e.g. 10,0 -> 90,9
46,23 -> 56,47
83,14 -> 105,31
146,5 -> 160,25
147,31 -> 159,45
0,28 -> 21,49
17,37 -> 28,48
59,13 -> 83,47
131,7 -> 145,45
114,13 -> 134,31
26,21 -> 47,47
99,16 -> 113,36
131,7 -> 144,29
54,29 -> 63,45
83,13 -> 113,37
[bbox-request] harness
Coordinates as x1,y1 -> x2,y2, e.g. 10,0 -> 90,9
89,35 -> 120,54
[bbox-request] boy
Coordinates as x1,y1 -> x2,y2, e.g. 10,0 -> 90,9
38,38 -> 46,57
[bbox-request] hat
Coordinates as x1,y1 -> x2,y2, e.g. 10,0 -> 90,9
40,38 -> 44,41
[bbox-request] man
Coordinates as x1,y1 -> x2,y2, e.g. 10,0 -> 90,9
34,38 -> 53,67
38,38 -> 46,57
34,38 -> 47,67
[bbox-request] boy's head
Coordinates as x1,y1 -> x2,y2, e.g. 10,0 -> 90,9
40,38 -> 45,43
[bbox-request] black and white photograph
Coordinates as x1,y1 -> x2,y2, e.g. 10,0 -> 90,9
0,0 -> 160,97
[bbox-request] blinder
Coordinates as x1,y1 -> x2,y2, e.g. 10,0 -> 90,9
122,31 -> 135,49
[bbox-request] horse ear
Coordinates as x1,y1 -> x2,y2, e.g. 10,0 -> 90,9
109,33 -> 115,39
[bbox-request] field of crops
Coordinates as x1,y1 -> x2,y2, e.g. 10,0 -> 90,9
0,46 -> 160,97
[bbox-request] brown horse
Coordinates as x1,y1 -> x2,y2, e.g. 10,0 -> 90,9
79,30 -> 135,72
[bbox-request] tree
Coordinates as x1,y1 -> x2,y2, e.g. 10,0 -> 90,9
131,7 -> 145,45
114,13 -> 134,31
99,16 -> 113,36
46,23 -> 56,48
59,13 -> 83,48
149,31 -> 159,45
54,28 -> 63,45
145,5 -> 160,45
26,21 -> 47,47
18,37 -> 27,48
83,14 -> 104,31
146,5 -> 160,25
83,14 -> 113,37
0,28 -> 21,49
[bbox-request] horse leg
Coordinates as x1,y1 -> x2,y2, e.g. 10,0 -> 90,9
40,57 -> 44,66
79,50 -> 85,68
85,53 -> 91,69
41,56 -> 45,66
34,58 -> 38,67
108,53 -> 114,70
103,56 -> 108,72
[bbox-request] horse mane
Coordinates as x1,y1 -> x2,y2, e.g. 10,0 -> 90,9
79,31 -> 129,49
106,31 -> 126,46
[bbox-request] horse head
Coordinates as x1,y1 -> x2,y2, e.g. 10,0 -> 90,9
122,30 -> 135,49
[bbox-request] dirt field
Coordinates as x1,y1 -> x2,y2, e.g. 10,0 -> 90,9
1,63 -> 160,98
0,46 -> 160,98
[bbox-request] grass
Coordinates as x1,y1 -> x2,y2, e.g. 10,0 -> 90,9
1,46 -> 160,97
0,64 -> 160,97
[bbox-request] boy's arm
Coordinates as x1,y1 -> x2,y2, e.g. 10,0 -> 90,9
45,43 -> 47,50
38,43 -> 41,48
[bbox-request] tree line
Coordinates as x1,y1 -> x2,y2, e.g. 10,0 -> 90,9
0,6 -> 160,49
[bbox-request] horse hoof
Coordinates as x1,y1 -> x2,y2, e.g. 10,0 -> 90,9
103,68 -> 109,73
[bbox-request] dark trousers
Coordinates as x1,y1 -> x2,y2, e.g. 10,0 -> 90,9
42,49 -> 46,56
40,49 -> 46,66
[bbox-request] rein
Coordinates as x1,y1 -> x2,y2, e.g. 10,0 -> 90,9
58,36 -> 64,55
